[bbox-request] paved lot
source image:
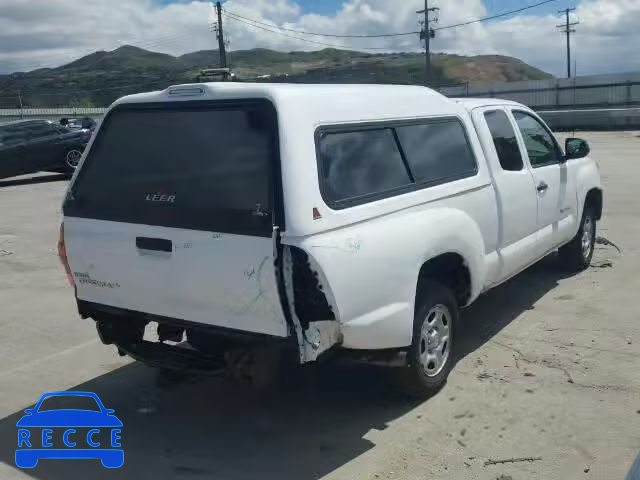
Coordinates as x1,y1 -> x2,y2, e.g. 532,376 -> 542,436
0,132 -> 638,480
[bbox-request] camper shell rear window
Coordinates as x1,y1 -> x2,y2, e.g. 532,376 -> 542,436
63,99 -> 280,237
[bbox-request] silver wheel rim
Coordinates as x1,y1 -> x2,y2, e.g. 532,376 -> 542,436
582,215 -> 594,259
419,304 -> 451,377
65,150 -> 82,168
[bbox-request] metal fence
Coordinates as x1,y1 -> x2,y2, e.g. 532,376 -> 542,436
0,107 -> 108,125
536,107 -> 640,131
3,72 -> 640,130
438,71 -> 640,130
438,72 -> 640,108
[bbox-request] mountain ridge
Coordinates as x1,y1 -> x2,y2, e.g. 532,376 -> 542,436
0,45 -> 553,107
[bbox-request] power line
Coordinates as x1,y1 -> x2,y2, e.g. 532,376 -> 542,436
224,14 -> 391,50
223,9 -> 418,38
224,0 -> 558,39
1,0 -> 560,76
434,0 -> 558,31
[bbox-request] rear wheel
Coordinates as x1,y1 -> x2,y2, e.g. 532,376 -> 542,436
393,280 -> 457,398
64,148 -> 83,173
559,204 -> 596,271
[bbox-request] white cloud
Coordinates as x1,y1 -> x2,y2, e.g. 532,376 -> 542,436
0,0 -> 639,76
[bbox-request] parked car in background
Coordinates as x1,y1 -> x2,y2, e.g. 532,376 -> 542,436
0,119 -> 90,179
60,117 -> 97,133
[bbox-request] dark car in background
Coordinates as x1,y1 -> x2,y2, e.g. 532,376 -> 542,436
0,119 -> 90,180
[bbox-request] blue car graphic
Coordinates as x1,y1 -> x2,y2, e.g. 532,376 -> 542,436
15,391 -> 123,468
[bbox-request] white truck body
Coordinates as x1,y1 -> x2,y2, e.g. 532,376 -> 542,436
61,83 -> 602,371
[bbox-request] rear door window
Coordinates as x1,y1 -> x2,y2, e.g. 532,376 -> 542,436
64,101 -> 277,236
484,110 -> 524,171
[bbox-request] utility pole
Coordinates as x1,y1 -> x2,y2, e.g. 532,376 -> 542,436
214,1 -> 227,68
557,8 -> 578,78
417,1 -> 439,85
17,89 -> 24,119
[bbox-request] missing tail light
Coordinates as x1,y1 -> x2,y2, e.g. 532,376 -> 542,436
58,223 -> 75,289
289,247 -> 335,326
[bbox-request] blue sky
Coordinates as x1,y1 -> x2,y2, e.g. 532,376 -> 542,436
153,0 -> 565,16
482,0 -> 562,16
296,0 -> 562,16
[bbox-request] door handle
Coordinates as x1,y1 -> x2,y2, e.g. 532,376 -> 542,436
136,237 -> 172,253
536,181 -> 548,192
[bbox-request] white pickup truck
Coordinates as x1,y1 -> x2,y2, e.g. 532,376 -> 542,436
58,83 -> 602,396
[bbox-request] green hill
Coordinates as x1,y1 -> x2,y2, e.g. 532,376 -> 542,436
0,46 -> 552,107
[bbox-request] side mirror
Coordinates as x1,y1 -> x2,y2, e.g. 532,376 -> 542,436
564,138 -> 590,160
23,409 -> 34,415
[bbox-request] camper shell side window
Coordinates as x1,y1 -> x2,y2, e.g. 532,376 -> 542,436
315,116 -> 478,209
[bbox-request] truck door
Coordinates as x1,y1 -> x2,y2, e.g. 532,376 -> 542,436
511,110 -> 578,253
473,107 -> 539,283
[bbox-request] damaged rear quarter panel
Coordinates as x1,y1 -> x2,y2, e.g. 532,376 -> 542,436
282,201 -> 489,351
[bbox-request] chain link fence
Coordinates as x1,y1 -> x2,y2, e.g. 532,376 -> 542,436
0,107 -> 108,125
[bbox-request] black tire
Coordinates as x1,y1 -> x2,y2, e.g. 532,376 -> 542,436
63,148 -> 83,174
559,204 -> 596,272
392,280 -> 458,398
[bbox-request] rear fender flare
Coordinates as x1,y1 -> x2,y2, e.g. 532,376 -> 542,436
416,208 -> 486,306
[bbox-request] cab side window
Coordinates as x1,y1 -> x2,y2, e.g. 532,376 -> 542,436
484,110 -> 523,171
513,111 -> 561,167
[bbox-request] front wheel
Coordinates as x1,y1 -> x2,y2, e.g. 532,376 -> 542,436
392,280 -> 457,398
559,205 -> 596,271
